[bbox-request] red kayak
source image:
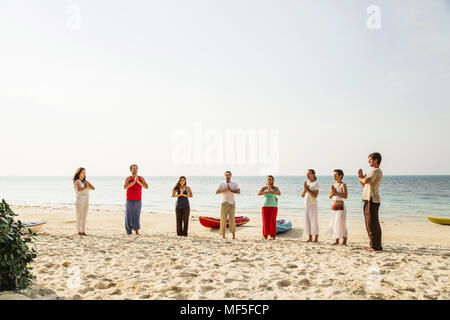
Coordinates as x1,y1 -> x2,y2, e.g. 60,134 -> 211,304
199,216 -> 250,228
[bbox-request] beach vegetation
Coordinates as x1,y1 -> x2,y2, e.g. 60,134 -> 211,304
0,199 -> 37,291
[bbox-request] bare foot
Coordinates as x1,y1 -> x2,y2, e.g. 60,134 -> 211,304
342,237 -> 347,246
306,239 -> 312,243
270,237 -> 276,240
232,234 -> 236,239
332,241 -> 339,245
365,247 -> 375,252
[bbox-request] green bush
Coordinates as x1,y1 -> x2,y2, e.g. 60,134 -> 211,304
0,199 -> 37,291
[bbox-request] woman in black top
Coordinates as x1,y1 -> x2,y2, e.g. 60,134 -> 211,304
171,176 -> 193,236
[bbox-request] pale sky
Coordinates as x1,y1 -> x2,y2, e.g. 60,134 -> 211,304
1,0 -> 449,176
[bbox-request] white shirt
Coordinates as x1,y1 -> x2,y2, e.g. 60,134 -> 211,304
218,181 -> 239,205
74,180 -> 89,197
362,168 -> 383,203
332,184 -> 344,201
304,181 -> 319,206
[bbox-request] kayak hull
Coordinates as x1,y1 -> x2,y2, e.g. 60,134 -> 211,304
276,219 -> 292,234
428,217 -> 450,225
22,221 -> 47,234
199,216 -> 249,228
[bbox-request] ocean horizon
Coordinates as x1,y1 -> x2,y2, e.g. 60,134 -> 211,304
1,175 -> 449,220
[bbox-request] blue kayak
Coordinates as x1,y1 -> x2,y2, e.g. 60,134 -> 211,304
276,219 -> 292,234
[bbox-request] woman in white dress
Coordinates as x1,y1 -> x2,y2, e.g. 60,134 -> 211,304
301,169 -> 320,242
326,169 -> 348,245
73,167 -> 95,236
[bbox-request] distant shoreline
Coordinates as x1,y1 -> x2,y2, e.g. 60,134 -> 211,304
2,176 -> 449,220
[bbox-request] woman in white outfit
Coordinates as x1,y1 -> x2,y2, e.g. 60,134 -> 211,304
73,167 -> 95,236
301,169 -> 320,242
326,169 -> 348,245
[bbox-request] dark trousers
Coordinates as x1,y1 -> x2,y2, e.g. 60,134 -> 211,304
363,200 -> 382,251
125,200 -> 142,235
175,207 -> 190,236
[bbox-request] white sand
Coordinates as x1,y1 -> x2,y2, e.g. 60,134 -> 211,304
1,205 -> 449,300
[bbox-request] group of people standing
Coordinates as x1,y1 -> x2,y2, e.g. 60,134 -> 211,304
300,167 -> 349,246
298,152 -> 383,251
72,152 -> 384,252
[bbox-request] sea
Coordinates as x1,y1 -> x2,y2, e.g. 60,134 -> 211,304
1,176 -> 449,220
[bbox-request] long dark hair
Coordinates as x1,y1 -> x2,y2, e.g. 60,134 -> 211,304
308,169 -> 317,181
173,176 -> 187,193
73,167 -> 86,183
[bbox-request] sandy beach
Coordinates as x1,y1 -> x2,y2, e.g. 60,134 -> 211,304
1,205 -> 449,300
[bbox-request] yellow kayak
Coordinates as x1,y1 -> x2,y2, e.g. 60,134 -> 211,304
427,217 -> 450,225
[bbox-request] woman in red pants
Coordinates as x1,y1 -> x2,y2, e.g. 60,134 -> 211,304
258,175 -> 281,240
